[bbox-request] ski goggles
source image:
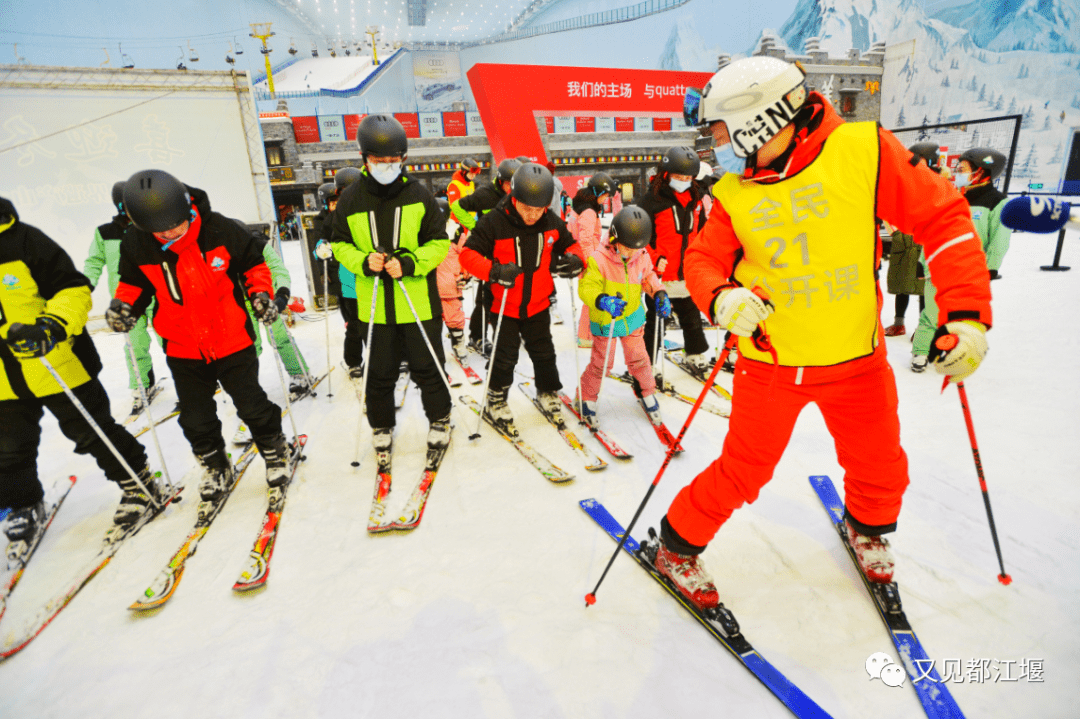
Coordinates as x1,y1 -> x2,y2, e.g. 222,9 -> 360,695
683,87 -> 704,131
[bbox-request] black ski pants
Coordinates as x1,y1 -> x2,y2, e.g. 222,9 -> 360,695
366,318 -> 451,430
469,283 -> 494,343
167,345 -> 281,458
0,378 -> 147,510
642,294 -> 709,363
338,297 -> 367,370
489,308 -> 561,394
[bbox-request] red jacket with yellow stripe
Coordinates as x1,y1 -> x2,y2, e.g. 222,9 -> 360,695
688,93 -> 991,383
114,187 -> 273,362
460,196 -> 583,320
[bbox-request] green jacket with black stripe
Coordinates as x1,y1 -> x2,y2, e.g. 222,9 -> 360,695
0,197 -> 99,401
330,169 -> 449,324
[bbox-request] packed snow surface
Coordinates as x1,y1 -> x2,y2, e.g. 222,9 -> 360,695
0,231 -> 1076,717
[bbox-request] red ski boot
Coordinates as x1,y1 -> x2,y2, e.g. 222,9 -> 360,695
846,522 -> 895,583
654,541 -> 720,611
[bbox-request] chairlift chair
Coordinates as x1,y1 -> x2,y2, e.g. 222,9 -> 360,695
328,39 -> 337,58
288,38 -> 298,56
234,37 -> 244,55
311,42 -> 319,58
176,46 -> 187,71
100,48 -> 110,67
187,41 -> 199,62
119,42 -> 134,69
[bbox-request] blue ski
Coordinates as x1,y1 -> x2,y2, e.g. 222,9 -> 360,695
580,498 -> 833,719
809,475 -> 966,719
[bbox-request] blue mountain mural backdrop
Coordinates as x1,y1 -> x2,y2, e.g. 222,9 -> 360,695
680,0 -> 1079,190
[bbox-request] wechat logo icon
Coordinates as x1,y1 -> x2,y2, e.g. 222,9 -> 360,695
866,652 -> 906,687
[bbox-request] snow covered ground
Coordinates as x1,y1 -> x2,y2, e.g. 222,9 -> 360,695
255,54 -> 392,93
0,230 -> 1077,718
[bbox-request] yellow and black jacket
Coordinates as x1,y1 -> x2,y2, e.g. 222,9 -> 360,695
0,198 -> 98,400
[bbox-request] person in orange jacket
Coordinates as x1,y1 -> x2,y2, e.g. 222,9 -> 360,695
655,57 -> 993,611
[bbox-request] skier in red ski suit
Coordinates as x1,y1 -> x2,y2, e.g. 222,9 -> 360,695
656,57 -> 993,611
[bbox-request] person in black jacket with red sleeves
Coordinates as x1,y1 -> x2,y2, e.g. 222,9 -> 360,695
459,163 -> 584,433
637,146 -> 711,381
107,170 -> 291,502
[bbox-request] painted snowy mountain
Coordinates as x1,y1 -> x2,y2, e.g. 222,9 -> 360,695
934,0 -> 1079,53
778,0 -> 887,54
658,14 -> 726,71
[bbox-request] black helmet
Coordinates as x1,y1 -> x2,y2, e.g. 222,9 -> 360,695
587,172 -> 617,197
335,166 -> 362,190
960,147 -> 1007,180
908,142 -> 940,170
357,114 -> 408,158
435,197 -> 450,221
510,163 -> 555,207
496,158 -> 523,183
318,182 -> 338,209
459,157 -> 480,173
609,206 -> 652,250
111,181 -> 126,213
660,146 -> 701,177
123,170 -> 192,234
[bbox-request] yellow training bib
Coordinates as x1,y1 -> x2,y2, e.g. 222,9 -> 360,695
715,122 -> 881,367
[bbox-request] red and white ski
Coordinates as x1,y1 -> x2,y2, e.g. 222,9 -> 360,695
557,392 -> 633,460
232,434 -> 309,592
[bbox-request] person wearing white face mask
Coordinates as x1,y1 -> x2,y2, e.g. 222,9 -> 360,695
329,115 -> 452,458
911,147 -> 1010,371
648,57 -> 994,612
636,146 -> 712,389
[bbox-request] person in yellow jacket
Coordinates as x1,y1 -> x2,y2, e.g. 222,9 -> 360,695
0,197 -> 158,542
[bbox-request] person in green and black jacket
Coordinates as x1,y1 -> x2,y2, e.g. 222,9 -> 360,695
0,197 -> 159,540
330,115 -> 452,454
912,147 -> 1012,372
451,158 -> 522,356
83,181 -> 160,415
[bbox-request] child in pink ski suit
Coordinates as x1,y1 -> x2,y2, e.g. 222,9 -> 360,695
577,207 -> 671,427
569,174 -> 617,347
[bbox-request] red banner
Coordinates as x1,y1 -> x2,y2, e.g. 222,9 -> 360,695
615,117 -> 635,132
544,117 -> 555,134
292,116 -> 321,144
394,113 -> 421,139
653,117 -> 673,132
468,64 -> 712,163
442,111 -> 467,137
575,117 -> 596,133
343,114 -> 366,141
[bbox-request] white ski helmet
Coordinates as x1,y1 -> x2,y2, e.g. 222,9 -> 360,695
691,56 -> 807,158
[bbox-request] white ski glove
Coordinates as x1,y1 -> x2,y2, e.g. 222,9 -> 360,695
712,287 -> 774,337
446,219 -> 460,238
314,240 -> 334,260
928,321 -> 988,383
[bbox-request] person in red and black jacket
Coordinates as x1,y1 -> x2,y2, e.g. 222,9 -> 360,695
460,164 -> 584,431
107,170 -> 292,503
637,146 -> 711,381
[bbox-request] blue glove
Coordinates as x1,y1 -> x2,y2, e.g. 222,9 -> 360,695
597,293 -> 626,318
654,290 -> 672,318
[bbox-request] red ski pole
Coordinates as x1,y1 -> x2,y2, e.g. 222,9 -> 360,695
936,335 -> 1012,585
585,332 -> 738,606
